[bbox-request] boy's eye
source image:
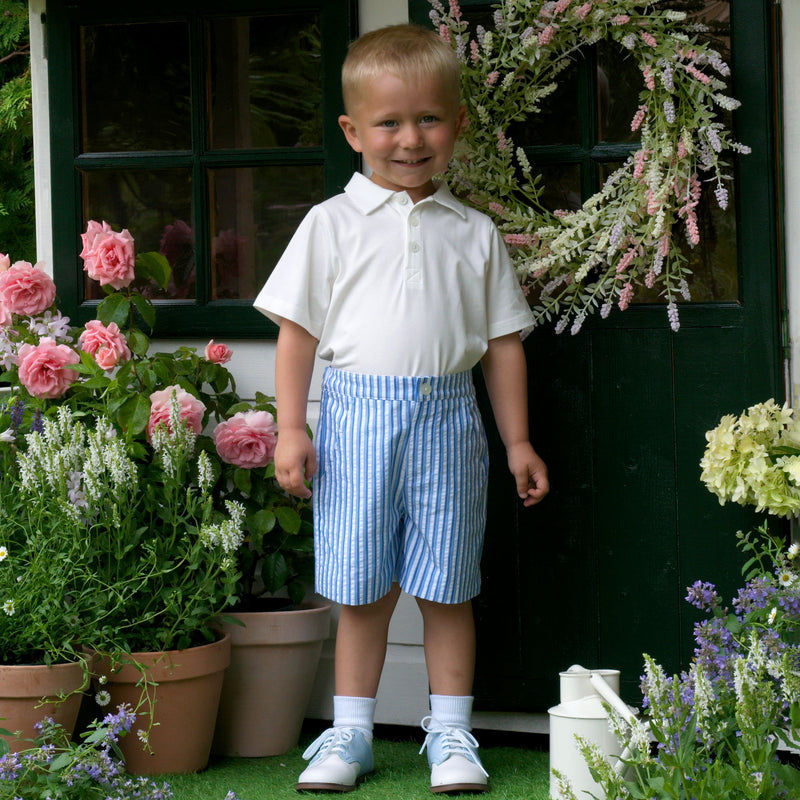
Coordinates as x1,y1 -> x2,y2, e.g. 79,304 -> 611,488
380,120 -> 398,128
420,115 -> 439,124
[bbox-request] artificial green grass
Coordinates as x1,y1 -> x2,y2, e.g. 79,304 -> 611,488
165,726 -> 551,800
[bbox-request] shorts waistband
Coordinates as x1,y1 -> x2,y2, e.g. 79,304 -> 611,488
322,368 -> 475,401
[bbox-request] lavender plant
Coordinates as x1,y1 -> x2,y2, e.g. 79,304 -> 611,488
0,707 -> 241,800
431,0 -> 748,333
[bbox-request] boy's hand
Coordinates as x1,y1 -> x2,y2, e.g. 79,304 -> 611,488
507,442 -> 549,507
275,428 -> 317,499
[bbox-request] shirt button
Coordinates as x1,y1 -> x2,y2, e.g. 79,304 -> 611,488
410,242 -> 420,253
410,215 -> 420,227
420,382 -> 432,396
398,195 -> 409,205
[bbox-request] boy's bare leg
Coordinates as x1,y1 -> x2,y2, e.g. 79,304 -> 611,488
416,598 -> 476,695
416,597 -> 488,793
335,582 -> 402,697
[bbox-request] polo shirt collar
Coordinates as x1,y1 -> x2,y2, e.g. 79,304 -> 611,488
344,172 -> 467,219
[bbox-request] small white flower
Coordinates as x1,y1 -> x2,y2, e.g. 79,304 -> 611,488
137,729 -> 149,744
0,546 -> 7,562
778,571 -> 796,588
788,543 -> 800,560
0,429 -> 15,443
768,607 -> 778,624
3,599 -> 15,616
95,690 -> 111,707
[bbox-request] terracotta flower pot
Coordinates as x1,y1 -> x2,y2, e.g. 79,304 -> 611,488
90,633 -> 231,774
213,602 -> 331,757
0,660 -> 87,753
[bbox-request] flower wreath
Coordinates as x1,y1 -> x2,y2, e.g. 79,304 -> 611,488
430,0 -> 748,333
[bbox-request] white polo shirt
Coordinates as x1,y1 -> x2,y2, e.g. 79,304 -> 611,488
253,172 -> 534,376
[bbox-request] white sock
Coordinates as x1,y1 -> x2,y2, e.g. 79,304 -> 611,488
333,695 -> 376,741
429,694 -> 473,731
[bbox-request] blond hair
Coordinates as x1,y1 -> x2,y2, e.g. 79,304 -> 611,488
341,24 -> 461,113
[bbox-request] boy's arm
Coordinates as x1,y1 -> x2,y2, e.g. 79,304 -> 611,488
274,319 -> 319,499
480,332 -> 549,507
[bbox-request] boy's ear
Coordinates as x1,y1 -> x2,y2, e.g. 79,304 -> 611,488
338,115 -> 363,153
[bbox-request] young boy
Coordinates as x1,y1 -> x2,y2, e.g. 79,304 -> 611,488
254,23 -> 549,794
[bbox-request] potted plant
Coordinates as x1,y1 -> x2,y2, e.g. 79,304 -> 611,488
209,398 -> 331,758
1,224 -> 328,767
0,230 -> 253,772
0,400 -> 90,753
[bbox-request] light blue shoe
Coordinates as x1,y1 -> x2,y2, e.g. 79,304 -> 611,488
296,727 -> 374,792
419,716 -> 489,794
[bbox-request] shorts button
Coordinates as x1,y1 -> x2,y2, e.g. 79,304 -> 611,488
420,382 -> 432,396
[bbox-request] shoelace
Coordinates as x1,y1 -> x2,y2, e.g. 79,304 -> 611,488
418,716 -> 489,778
302,727 -> 359,762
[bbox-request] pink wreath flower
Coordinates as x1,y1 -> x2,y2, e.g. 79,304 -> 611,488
80,220 -> 136,290
0,253 -> 10,272
204,339 -> 233,365
79,319 -> 132,371
17,337 -> 80,399
147,385 -> 206,441
213,410 -> 278,469
0,261 -> 57,316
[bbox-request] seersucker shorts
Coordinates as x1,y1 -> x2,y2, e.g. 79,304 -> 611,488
313,368 -> 489,606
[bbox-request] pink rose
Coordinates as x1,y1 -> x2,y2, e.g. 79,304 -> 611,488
79,319 -> 132,371
0,295 -> 11,327
80,221 -> 136,290
17,337 -> 80,399
0,261 -> 57,316
147,385 -> 206,441
204,339 -> 233,364
213,410 -> 278,469
0,253 -> 10,272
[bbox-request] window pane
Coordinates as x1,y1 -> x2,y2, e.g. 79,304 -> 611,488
209,165 -> 325,300
596,41 -> 642,144
535,163 -> 582,213
509,59 -> 580,147
80,23 -> 191,153
82,169 -> 194,300
208,14 -> 323,149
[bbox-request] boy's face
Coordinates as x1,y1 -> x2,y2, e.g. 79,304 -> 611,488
338,72 -> 466,204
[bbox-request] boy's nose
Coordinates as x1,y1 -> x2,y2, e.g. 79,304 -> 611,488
399,125 -> 424,149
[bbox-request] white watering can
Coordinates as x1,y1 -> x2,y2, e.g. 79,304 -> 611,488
548,664 -> 639,800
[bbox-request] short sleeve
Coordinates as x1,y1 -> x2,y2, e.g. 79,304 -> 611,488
252,206 -> 335,339
484,222 -> 535,339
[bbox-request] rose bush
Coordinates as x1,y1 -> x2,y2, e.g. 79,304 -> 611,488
0,221 -> 315,664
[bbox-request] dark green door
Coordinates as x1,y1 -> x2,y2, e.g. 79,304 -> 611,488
411,0 -> 783,710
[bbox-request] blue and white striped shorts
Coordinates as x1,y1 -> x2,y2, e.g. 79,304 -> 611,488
313,368 -> 489,606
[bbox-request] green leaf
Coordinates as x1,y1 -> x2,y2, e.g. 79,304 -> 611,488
251,508 -> 276,535
118,393 -> 151,435
288,579 -> 306,606
135,250 -> 172,290
275,506 -> 301,535
131,292 -> 157,330
234,468 -> 252,494
261,552 -> 289,593
96,292 -> 131,328
127,327 -> 151,357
